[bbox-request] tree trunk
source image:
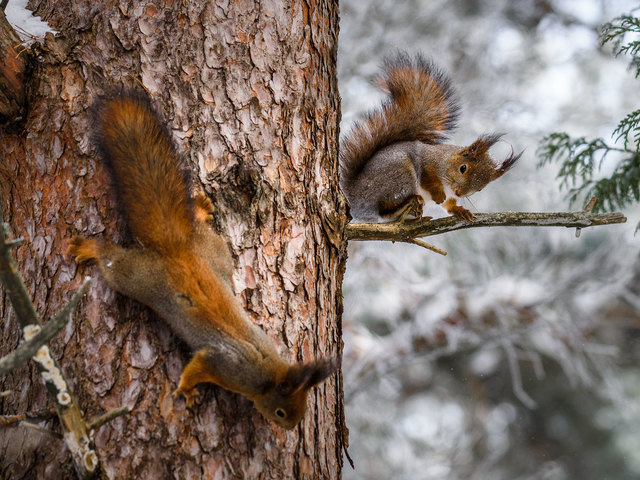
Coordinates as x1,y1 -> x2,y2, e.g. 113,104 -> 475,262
0,1 -> 347,478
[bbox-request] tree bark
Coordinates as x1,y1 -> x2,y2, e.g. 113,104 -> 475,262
0,1 -> 347,478
0,9 -> 26,122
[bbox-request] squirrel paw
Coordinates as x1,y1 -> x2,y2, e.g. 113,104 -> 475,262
443,198 -> 475,222
173,386 -> 200,408
382,194 -> 425,223
194,191 -> 215,224
67,237 -> 100,264
400,195 -> 425,221
450,206 -> 475,222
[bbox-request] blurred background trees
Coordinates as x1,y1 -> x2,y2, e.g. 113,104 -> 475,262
339,1 -> 640,478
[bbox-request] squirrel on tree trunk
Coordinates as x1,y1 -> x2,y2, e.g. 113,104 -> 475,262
67,94 -> 337,429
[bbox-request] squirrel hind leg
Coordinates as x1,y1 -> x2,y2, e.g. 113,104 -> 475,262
379,194 -> 428,223
193,190 -> 215,224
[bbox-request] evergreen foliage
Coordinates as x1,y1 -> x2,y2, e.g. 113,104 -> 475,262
538,12 -> 640,217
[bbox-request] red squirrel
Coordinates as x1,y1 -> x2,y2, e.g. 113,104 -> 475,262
340,52 -> 521,222
67,94 -> 337,429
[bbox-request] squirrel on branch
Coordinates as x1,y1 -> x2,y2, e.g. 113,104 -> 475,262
340,52 -> 521,223
67,94 -> 336,429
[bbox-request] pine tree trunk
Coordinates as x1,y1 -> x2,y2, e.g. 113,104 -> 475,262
0,1 -> 347,478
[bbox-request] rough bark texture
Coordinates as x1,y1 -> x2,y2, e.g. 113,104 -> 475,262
0,1 -> 347,479
0,9 -> 26,121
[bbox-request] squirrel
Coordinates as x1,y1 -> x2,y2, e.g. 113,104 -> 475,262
339,52 -> 521,223
67,94 -> 337,429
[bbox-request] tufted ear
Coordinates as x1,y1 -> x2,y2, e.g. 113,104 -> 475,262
460,133 -> 504,160
496,145 -> 523,176
279,357 -> 339,395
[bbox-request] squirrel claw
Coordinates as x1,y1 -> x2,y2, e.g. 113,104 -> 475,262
67,237 -> 100,264
390,215 -> 431,225
387,195 -> 425,223
452,208 -> 475,222
194,191 -> 215,223
443,199 -> 475,222
173,386 -> 200,407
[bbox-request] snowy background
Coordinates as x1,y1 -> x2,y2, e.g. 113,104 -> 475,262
339,1 -> 640,479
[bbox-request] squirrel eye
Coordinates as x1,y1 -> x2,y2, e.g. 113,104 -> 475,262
459,164 -> 467,174
275,408 -> 286,418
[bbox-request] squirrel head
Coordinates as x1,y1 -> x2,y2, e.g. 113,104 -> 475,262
445,134 -> 521,197
254,357 -> 338,429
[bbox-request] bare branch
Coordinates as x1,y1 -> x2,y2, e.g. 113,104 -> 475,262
5,237 -> 24,247
346,203 -> 626,244
88,406 -> 131,432
0,408 -> 56,425
0,278 -> 92,377
408,238 -> 447,256
19,420 -> 63,439
576,197 -> 600,238
584,197 -> 598,212
0,200 -> 98,479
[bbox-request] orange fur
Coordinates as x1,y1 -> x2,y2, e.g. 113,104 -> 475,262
340,52 -> 459,189
339,52 -> 521,224
68,93 -> 337,429
94,95 -> 194,254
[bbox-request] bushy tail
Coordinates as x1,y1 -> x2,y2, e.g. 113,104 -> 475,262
92,94 -> 194,254
340,52 -> 460,186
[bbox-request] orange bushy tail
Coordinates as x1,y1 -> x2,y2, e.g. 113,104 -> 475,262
340,52 -> 460,187
92,94 -> 194,254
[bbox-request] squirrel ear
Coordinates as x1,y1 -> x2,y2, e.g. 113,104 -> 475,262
281,357 -> 339,394
496,145 -> 523,177
461,133 -> 504,160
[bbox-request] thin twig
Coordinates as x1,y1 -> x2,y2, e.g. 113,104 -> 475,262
0,408 -> 56,425
408,238 -> 447,256
5,237 -> 24,248
0,198 -> 98,479
88,406 -> 131,432
584,197 -> 598,212
0,278 -> 92,377
20,420 -> 63,439
576,197 -> 599,238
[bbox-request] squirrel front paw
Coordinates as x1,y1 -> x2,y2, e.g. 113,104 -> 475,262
443,199 -> 475,222
67,237 -> 101,264
173,385 -> 200,408
451,207 -> 474,222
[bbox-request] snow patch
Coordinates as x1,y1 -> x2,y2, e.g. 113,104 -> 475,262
5,0 -> 55,40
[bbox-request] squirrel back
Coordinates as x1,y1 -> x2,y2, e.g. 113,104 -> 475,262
340,52 -> 460,190
92,95 -> 194,254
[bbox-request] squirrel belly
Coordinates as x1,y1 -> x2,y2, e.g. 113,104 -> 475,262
68,94 -> 337,429
340,52 -> 521,223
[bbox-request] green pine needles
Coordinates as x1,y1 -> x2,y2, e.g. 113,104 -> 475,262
537,12 -> 640,217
